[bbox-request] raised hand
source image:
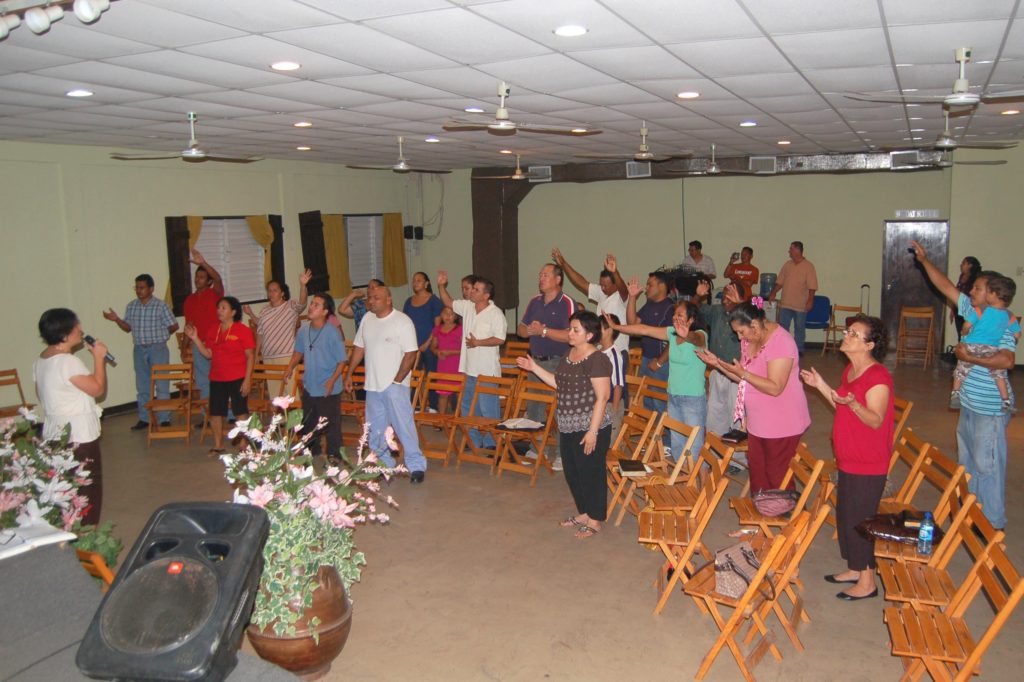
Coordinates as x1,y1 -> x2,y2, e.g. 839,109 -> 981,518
243,304 -> 255,318
696,280 -> 710,298
602,312 -> 620,331
694,348 -> 719,367
831,390 -> 856,406
723,283 -> 742,304
908,240 -> 926,262
190,248 -> 206,265
551,247 -> 563,264
605,253 -> 617,272
299,268 -> 313,286
102,308 -> 119,322
627,275 -> 642,298
183,323 -> 198,341
516,355 -> 537,373
437,270 -> 448,288
799,367 -> 828,392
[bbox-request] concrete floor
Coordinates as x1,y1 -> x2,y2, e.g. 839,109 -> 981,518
97,352 -> 1024,681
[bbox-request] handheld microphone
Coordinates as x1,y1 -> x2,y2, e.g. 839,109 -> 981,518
83,335 -> 116,365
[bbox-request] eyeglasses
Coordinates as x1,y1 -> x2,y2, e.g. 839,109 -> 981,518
843,328 -> 864,340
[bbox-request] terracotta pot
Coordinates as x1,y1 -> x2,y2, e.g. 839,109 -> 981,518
246,565 -> 352,681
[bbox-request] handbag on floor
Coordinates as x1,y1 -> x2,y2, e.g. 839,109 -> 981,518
752,489 -> 800,517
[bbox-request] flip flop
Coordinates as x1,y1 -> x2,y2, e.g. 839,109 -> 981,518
727,528 -> 758,539
575,525 -> 600,539
559,516 -> 583,528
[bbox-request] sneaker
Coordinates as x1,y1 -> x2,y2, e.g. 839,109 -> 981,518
130,420 -> 148,431
949,391 -> 961,410
551,456 -> 563,472
426,407 -> 438,414
663,446 -> 673,463
523,449 -> 538,460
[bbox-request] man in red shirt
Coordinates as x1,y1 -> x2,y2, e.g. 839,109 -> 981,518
724,246 -> 759,300
182,249 -> 223,403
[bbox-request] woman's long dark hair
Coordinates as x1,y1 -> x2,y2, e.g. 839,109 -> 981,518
958,256 -> 981,292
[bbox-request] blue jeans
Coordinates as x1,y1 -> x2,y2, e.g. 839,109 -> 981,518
778,308 -> 807,353
192,343 -> 211,399
956,407 -> 1010,529
639,358 -> 669,413
668,393 -> 706,461
460,375 -> 500,448
134,342 -> 169,422
365,383 -> 426,473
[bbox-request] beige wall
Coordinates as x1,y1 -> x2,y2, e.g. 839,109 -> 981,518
3,140 -> 1022,414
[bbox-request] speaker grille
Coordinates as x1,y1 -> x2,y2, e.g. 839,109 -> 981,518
101,557 -> 218,654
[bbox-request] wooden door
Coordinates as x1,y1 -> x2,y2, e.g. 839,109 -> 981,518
881,220 -> 949,356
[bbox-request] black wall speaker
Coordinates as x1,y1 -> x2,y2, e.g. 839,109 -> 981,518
76,502 -> 269,682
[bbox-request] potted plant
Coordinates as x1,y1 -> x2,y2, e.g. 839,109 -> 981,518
219,397 -> 402,680
0,410 -> 123,573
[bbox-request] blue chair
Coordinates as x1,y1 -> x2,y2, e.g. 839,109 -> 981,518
804,295 -> 831,333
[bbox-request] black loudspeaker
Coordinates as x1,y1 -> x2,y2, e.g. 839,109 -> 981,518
76,502 -> 269,682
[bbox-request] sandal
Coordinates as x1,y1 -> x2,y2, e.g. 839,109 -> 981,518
208,448 -> 226,457
575,525 -> 600,539
727,528 -> 758,539
559,516 -> 583,528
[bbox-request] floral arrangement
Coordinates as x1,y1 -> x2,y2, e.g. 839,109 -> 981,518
0,409 -> 122,568
221,396 -> 403,637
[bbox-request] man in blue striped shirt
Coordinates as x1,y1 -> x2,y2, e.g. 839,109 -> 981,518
104,274 -> 179,430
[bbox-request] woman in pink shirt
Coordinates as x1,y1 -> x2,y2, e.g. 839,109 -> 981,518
697,293 -> 809,492
801,315 -> 893,601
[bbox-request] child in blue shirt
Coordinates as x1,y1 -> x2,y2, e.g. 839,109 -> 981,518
951,277 -> 1019,412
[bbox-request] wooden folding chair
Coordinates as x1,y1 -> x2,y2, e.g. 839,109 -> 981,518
76,549 -> 115,591
605,410 -> 663,521
494,381 -> 558,485
683,512 -> 807,681
638,450 -> 733,614
624,373 -> 647,407
627,347 -> 643,376
878,495 -> 1001,613
876,474 -> 973,566
730,442 -> 830,538
411,372 -> 466,466
450,375 -> 519,467
884,538 -> 1024,681
641,432 -> 736,517
895,306 -> 936,369
613,416 -> 700,526
892,396 -> 913,445
878,444 -> 966,526
0,368 -> 34,418
339,364 -> 364,424
821,304 -> 862,354
145,364 -> 192,445
245,363 -> 289,420
502,340 -> 530,358
499,355 -> 525,383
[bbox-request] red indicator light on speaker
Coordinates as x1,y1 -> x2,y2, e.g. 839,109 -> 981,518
167,561 -> 184,575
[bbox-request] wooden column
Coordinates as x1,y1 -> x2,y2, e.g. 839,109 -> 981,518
470,176 -> 534,310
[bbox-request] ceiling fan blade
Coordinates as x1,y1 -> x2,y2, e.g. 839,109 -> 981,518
955,141 -> 1018,150
515,122 -> 601,136
443,120 -> 490,132
574,152 -> 635,160
845,92 -> 947,104
409,168 -> 452,174
110,152 -> 181,160
981,89 -> 1024,101
955,160 -> 1007,166
346,164 -> 395,171
202,154 -> 263,163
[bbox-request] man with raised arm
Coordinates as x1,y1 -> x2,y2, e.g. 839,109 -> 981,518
183,249 -> 224,408
438,271 -> 507,448
344,286 -> 426,483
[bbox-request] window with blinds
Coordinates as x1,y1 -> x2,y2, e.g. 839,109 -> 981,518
193,218 -> 266,303
345,215 -> 384,287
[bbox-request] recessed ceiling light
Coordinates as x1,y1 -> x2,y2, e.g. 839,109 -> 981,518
571,127 -> 588,134
740,120 -> 757,127
424,136 -> 440,143
777,140 -> 791,146
464,106 -> 485,113
271,61 -> 301,71
65,89 -> 93,97
1001,109 -> 1020,115
498,149 -> 513,154
676,91 -> 700,99
293,121 -> 312,128
296,146 -> 311,151
553,24 -> 587,37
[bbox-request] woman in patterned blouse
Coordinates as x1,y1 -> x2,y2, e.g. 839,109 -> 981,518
518,311 -> 612,539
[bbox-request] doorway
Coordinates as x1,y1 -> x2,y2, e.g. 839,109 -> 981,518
881,220 -> 950,360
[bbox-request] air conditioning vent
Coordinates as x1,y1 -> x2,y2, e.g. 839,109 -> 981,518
890,150 -> 923,170
527,165 -> 551,183
625,161 -> 652,178
749,156 -> 777,174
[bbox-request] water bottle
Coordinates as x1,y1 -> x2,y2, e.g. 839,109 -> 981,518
917,512 -> 935,555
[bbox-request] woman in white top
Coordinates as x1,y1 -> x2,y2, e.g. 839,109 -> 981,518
33,308 -> 108,525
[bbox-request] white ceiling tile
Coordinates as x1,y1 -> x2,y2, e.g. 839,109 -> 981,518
774,29 -> 891,70
139,0 -> 345,32
247,81 -> 392,109
366,7 -> 551,64
545,107 -> 637,123
34,62 -> 223,97
322,74 -> 456,100
0,90 -> 91,110
87,2 -> 246,47
882,0 -> 1016,25
632,78 -> 735,101
130,98 -> 270,119
181,36 -> 373,79
393,67 -> 505,98
715,72 -> 818,98
0,45 -> 80,74
489,92 -> 589,113
190,90 -> 327,114
746,95 -> 832,114
556,83 -> 662,107
804,66 -> 898,93
3,22 -> 156,60
0,73 -> 156,104
743,0 -> 881,34
889,22 -> 1010,66
600,0 -> 762,43
106,52 -> 293,90
298,0 -> 453,21
345,100 -> 454,121
471,0 -> 651,51
567,46 -> 700,81
667,38 -> 793,77
611,101 -> 703,120
475,54 -> 616,93
268,23 -> 458,73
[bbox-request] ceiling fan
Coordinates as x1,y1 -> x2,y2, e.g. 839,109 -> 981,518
575,121 -> 692,162
443,81 -> 601,137
930,150 -> 1007,168
884,110 -> 1018,152
846,47 -> 1024,108
667,144 -> 756,176
110,112 -> 263,163
473,154 -> 546,180
346,137 -> 451,174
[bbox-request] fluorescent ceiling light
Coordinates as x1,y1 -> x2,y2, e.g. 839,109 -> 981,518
464,106 -> 484,113
739,120 -> 757,127
296,146 -> 311,151
1000,109 -> 1020,115
498,149 -> 513,154
424,136 -> 439,143
777,140 -> 791,146
553,24 -> 587,37
271,61 -> 300,71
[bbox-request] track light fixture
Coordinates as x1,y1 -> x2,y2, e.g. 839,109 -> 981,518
0,0 -> 113,39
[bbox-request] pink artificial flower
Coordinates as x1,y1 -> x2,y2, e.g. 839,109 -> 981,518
0,491 -> 28,513
384,426 -> 399,451
248,483 -> 275,508
61,507 -> 79,531
328,501 -> 360,529
272,395 -> 295,410
304,480 -> 339,519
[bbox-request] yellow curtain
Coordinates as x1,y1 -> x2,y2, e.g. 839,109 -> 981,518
382,212 -> 407,286
245,215 -> 275,283
322,214 -> 351,298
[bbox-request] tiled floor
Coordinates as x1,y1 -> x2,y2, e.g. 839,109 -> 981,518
97,352 -> 1023,681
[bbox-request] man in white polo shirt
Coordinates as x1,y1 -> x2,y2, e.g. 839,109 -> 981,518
344,286 -> 426,483
551,248 -> 630,369
438,271 -> 507,448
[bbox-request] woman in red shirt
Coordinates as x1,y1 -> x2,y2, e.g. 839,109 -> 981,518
801,315 -> 893,601
185,296 -> 255,455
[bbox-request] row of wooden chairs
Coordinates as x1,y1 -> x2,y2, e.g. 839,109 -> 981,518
0,368 -> 34,418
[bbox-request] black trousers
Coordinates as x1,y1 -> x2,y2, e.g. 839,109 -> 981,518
560,426 -> 612,522
837,470 -> 887,571
74,438 -> 102,526
300,391 -> 342,458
